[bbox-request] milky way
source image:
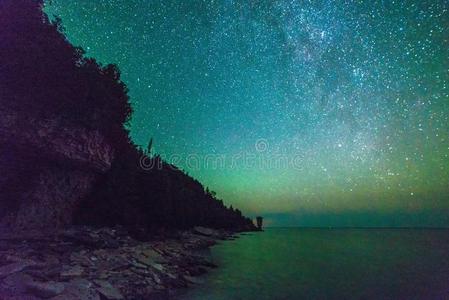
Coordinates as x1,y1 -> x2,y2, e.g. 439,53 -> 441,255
45,0 -> 449,226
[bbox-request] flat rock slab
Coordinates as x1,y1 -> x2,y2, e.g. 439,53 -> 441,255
193,227 -> 216,237
1,272 -> 34,294
49,278 -> 99,300
0,261 -> 33,278
94,280 -> 124,300
61,265 -> 84,278
26,281 -> 65,298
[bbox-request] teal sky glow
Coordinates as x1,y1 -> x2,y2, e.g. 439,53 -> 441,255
45,0 -> 449,227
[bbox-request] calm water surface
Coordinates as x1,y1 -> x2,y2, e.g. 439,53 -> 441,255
179,228 -> 449,300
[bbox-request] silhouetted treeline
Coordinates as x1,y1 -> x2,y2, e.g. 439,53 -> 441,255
75,147 -> 254,232
0,0 -> 255,233
0,0 -> 132,147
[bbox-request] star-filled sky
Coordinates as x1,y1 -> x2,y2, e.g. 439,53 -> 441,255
44,0 -> 449,227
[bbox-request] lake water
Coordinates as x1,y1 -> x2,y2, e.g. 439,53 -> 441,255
178,228 -> 449,300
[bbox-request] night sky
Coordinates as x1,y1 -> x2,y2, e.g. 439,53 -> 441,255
44,1 -> 449,227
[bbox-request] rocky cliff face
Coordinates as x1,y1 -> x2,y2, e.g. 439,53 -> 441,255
0,0 -> 132,232
0,0 -> 256,235
0,108 -> 114,230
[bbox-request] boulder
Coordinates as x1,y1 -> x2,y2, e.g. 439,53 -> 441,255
193,227 -> 216,237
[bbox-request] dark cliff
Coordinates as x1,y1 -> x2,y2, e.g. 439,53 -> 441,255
0,0 -> 255,234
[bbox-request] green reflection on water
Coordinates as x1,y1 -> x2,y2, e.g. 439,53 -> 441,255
179,228 -> 449,300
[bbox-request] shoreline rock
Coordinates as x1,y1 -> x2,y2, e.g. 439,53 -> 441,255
0,226 -> 242,299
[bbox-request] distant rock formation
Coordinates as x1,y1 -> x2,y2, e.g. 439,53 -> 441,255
256,216 -> 264,230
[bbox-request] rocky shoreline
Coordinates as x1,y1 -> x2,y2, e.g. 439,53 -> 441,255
0,226 -> 243,300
